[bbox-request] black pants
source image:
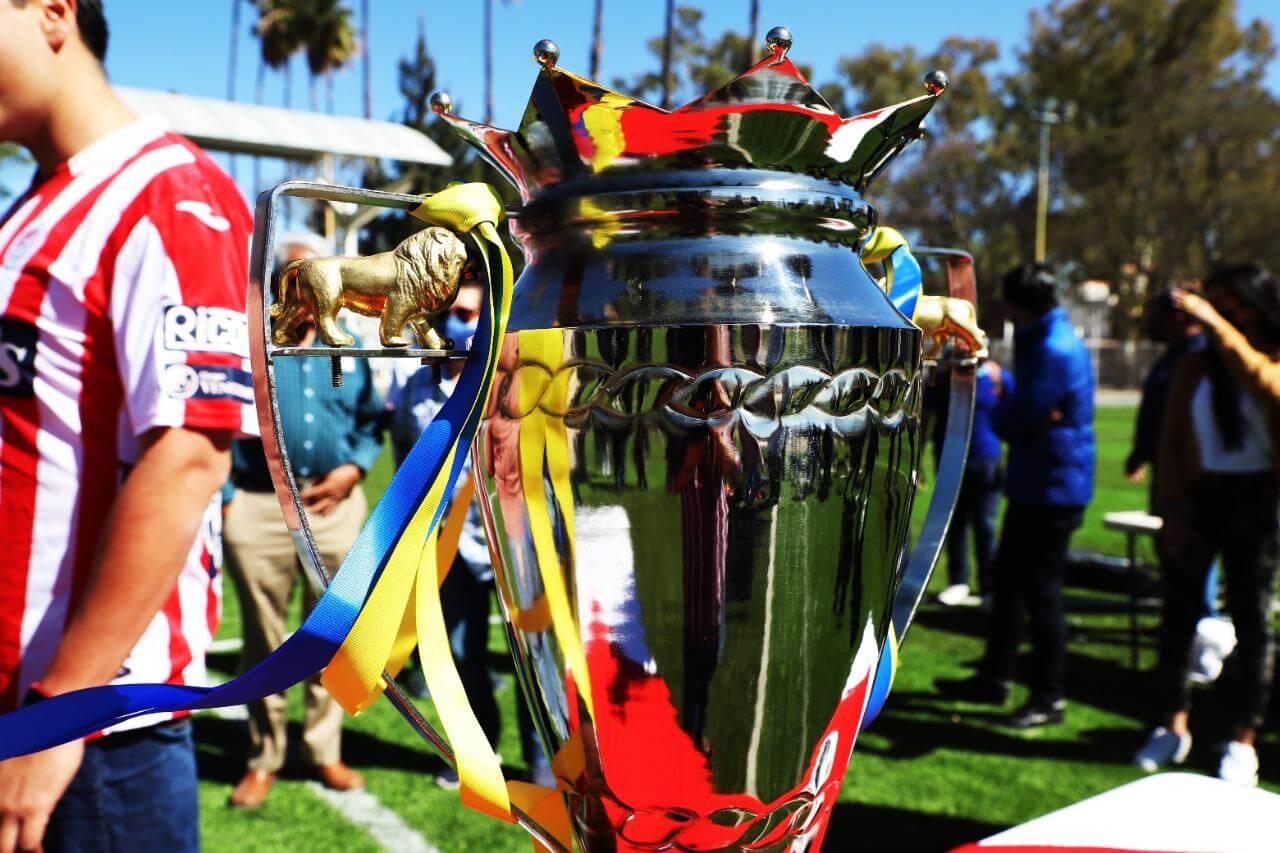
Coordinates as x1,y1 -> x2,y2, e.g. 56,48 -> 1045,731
980,501 -> 1084,704
1157,472 -> 1280,730
945,457 -> 1002,592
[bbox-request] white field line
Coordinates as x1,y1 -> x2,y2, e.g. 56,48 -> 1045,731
306,782 -> 439,853
207,637 -> 243,655
193,704 -> 436,851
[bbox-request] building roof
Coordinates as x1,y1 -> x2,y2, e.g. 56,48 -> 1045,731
116,86 -> 452,166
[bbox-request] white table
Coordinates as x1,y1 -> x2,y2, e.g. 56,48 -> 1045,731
951,773 -> 1280,852
1103,510 -> 1164,670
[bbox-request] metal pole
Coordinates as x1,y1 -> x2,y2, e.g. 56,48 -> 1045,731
1031,98 -> 1062,263
589,0 -> 604,79
660,0 -> 675,109
1035,119 -> 1051,262
483,0 -> 494,125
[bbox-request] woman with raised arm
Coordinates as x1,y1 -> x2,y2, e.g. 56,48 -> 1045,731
1137,263 -> 1280,786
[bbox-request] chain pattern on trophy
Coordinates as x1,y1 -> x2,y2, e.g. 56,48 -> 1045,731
476,324 -> 923,850
491,360 -> 918,436
574,788 -> 825,851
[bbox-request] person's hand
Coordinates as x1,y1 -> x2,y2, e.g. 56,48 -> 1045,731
1124,452 -> 1148,484
0,739 -> 84,853
1170,288 -> 1223,329
983,360 -> 1005,395
300,463 -> 362,516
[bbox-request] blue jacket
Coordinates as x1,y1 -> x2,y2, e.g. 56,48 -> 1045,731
970,370 -> 1002,462
992,306 -> 1096,507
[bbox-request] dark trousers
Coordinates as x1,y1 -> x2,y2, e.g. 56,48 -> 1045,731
945,457 -> 1002,591
441,563 -> 544,768
1157,472 -> 1280,730
442,563 -> 502,746
45,720 -> 198,853
980,501 -> 1084,704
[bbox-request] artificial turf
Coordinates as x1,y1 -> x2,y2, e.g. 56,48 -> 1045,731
194,404 -> 1280,851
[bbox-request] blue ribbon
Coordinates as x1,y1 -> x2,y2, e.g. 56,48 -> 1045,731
0,238 -> 503,760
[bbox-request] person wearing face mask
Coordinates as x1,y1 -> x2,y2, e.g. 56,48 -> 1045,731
384,279 -> 554,790
1135,263 -> 1280,785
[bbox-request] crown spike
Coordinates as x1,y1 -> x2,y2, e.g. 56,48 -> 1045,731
435,27 -> 941,201
924,69 -> 949,95
429,91 -> 453,115
765,26 -> 792,57
533,38 -> 560,68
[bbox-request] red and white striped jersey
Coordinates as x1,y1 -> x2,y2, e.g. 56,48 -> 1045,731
0,117 -> 256,730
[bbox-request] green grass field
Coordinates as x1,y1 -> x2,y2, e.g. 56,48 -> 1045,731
195,404 -> 1280,851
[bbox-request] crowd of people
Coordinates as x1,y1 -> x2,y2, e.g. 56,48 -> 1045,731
929,260 -> 1280,788
0,2 -> 1278,852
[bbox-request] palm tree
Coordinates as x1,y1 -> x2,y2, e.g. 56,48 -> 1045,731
589,0 -> 604,79
254,0 -> 302,191
227,0 -> 243,102
295,0 -> 357,113
256,0 -> 301,107
746,0 -> 759,66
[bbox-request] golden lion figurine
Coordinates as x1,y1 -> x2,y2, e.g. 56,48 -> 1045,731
915,294 -> 989,360
861,226 -> 988,360
271,225 -> 470,348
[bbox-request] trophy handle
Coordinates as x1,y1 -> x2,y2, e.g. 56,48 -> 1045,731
248,181 -> 569,853
860,247 -> 980,727
893,248 -> 980,640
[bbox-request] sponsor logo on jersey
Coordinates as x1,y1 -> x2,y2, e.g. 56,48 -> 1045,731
163,363 -> 254,404
163,305 -> 248,354
0,317 -> 37,398
2,227 -> 47,271
175,200 -> 231,232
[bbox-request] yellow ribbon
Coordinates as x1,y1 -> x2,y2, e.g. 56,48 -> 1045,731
317,183 -> 573,850
516,329 -> 594,720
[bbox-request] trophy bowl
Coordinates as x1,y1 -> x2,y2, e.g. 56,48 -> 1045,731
436,31 -> 982,851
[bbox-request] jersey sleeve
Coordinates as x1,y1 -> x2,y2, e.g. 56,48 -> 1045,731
110,161 -> 258,439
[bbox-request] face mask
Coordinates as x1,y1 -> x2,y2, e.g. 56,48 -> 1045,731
445,313 -> 479,350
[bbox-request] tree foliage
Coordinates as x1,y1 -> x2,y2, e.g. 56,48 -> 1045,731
615,0 -> 1280,337
361,23 -> 519,254
376,0 -> 1278,338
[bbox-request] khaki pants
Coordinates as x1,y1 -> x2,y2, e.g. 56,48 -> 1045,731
223,487 -> 367,772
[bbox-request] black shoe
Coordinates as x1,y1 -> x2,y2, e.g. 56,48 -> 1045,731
1006,699 -> 1066,729
933,674 -> 1010,705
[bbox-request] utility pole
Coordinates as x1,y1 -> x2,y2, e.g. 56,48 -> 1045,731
660,0 -> 675,109
361,0 -> 372,119
1031,97 -> 1062,263
589,0 -> 604,80
484,0 -> 494,124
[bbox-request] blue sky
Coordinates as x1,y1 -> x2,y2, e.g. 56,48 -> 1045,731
101,0 -> 1277,129
2,0 -> 1276,199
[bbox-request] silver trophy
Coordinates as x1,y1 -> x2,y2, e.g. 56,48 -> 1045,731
248,27 -> 985,852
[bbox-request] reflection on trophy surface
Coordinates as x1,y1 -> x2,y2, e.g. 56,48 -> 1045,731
420,28 -> 984,851
270,225 -> 470,349
248,25 -> 986,852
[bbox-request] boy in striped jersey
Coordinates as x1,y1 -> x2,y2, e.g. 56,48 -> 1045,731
0,2 -> 254,850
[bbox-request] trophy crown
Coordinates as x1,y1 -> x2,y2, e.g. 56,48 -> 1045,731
434,28 -> 947,203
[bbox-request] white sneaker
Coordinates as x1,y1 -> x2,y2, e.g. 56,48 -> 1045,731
1218,741 -> 1259,786
937,583 -> 971,606
1134,726 -> 1191,773
1189,617 -> 1236,685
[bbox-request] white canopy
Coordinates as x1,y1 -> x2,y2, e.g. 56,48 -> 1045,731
116,86 -> 452,166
